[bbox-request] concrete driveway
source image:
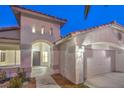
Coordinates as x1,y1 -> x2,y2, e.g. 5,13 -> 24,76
85,72 -> 124,88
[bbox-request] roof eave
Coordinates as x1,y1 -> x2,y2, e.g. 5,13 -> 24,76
11,5 -> 67,26
55,34 -> 72,45
0,26 -> 20,32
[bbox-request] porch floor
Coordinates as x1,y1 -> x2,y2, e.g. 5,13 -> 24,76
31,66 -> 60,88
85,72 -> 124,88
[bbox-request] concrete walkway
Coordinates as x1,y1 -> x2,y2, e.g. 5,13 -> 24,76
31,66 -> 60,88
85,72 -> 124,88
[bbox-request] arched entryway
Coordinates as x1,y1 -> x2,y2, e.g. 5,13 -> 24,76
31,41 -> 52,68
31,41 -> 53,77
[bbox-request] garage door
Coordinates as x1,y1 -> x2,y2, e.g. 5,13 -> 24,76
85,49 -> 111,79
116,50 -> 124,72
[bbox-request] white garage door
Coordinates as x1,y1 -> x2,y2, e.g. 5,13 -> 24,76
116,51 -> 124,72
86,50 -> 111,79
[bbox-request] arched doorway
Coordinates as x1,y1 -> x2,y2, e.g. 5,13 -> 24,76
31,41 -> 52,68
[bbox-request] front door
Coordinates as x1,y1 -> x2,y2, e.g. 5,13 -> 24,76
33,51 -> 40,66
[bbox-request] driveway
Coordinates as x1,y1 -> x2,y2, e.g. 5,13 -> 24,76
31,66 -> 60,88
85,72 -> 124,88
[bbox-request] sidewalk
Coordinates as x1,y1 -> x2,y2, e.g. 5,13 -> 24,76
31,66 -> 60,88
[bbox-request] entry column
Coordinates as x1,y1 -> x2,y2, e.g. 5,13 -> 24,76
20,44 -> 32,77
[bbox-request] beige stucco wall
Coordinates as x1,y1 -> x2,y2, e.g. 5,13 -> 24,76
75,26 -> 124,81
110,27 -> 124,72
57,25 -> 124,84
57,37 -> 85,84
75,26 -> 121,47
75,45 -> 84,84
57,38 -> 77,84
20,14 -> 61,75
52,47 -> 60,73
21,15 -> 61,43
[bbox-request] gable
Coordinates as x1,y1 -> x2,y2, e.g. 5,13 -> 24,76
11,6 -> 67,27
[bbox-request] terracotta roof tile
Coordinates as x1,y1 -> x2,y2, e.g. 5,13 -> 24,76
70,21 -> 124,36
55,21 -> 124,45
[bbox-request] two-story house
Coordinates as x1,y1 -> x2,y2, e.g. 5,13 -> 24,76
0,6 -> 66,78
1,6 -> 124,85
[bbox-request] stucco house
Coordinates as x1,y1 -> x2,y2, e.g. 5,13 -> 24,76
0,6 -> 66,80
1,6 -> 124,85
55,21 -> 124,84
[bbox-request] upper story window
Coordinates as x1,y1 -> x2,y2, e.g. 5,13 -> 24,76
32,25 -> 54,36
32,25 -> 36,33
41,27 -> 45,35
117,32 -> 122,41
50,28 -> 53,35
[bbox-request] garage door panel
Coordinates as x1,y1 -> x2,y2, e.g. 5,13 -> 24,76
116,51 -> 124,72
86,50 -> 111,79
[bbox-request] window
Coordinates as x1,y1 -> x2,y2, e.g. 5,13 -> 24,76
0,51 -> 6,62
32,25 -> 36,33
50,28 -> 53,35
42,51 -> 48,62
0,50 -> 20,66
41,27 -> 45,35
117,32 -> 122,41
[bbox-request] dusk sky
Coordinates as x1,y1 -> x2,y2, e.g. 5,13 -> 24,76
0,5 -> 124,36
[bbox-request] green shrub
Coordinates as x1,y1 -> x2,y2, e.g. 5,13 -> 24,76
18,72 -> 26,82
9,77 -> 23,88
17,67 -> 26,82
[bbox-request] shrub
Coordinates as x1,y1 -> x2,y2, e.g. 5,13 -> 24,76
17,68 -> 26,82
9,77 -> 23,88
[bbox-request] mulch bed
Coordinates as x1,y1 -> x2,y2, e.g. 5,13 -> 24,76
51,74 -> 89,88
22,77 -> 36,88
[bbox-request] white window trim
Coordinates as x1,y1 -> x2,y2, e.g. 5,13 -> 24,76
0,50 -> 6,62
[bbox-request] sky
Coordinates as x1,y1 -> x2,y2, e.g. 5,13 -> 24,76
0,5 -> 124,36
